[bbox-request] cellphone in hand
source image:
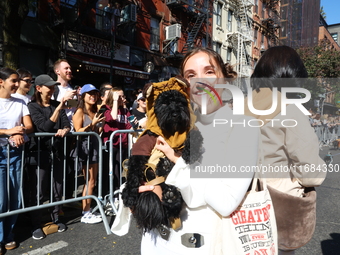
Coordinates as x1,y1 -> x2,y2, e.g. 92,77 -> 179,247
65,99 -> 78,107
96,106 -> 106,117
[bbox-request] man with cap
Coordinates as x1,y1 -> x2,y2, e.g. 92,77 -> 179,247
27,74 -> 71,240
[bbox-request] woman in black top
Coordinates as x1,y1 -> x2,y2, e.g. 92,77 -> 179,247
27,74 -> 71,240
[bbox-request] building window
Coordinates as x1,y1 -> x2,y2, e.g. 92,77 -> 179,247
331,33 -> 338,44
254,0 -> 258,13
261,33 -> 265,50
262,2 -> 266,18
216,2 -> 222,26
227,47 -> 232,62
215,42 -> 222,55
28,0 -> 38,17
228,10 -> 233,32
150,18 -> 160,51
201,37 -> 207,47
254,28 -> 258,47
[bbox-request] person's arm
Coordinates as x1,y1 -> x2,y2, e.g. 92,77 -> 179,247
110,92 -> 120,120
28,103 -> 55,132
72,109 -> 86,132
285,106 -> 326,186
153,123 -> 259,217
55,109 -> 71,138
73,109 -> 105,133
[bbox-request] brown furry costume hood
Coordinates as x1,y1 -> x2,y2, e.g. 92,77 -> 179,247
141,76 -> 197,150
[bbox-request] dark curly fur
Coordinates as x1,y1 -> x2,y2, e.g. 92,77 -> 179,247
154,90 -> 191,137
122,90 -> 203,232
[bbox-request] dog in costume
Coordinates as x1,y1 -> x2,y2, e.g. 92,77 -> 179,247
121,76 -> 203,233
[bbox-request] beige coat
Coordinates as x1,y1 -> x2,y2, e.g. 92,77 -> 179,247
245,88 -> 326,197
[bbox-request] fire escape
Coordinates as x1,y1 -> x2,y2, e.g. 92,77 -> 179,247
261,0 -> 280,48
164,0 -> 210,57
227,0 -> 254,78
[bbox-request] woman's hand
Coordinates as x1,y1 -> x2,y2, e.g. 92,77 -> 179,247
7,126 -> 26,136
138,185 -> 163,200
92,112 -> 105,126
55,127 -> 70,138
113,91 -> 120,101
155,136 -> 180,163
9,134 -> 25,147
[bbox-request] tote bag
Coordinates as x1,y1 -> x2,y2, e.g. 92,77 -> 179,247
223,177 -> 278,255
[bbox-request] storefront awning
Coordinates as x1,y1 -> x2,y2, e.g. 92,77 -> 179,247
82,61 -> 150,80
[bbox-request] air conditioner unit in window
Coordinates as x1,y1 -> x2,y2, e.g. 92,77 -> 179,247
150,43 -> 160,51
120,4 -> 137,23
165,24 -> 181,40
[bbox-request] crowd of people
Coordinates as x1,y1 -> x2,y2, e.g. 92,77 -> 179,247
0,46 -> 328,254
309,112 -> 340,147
0,58 -> 148,253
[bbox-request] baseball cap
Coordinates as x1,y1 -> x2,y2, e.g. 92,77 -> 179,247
80,84 -> 99,95
137,93 -> 145,101
35,74 -> 60,86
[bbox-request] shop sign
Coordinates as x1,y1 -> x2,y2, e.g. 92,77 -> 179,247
84,64 -> 149,79
67,31 -> 129,63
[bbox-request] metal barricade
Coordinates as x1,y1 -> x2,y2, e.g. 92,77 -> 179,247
0,132 -> 112,235
103,129 -> 141,217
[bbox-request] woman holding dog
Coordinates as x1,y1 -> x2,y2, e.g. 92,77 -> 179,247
135,48 -> 261,254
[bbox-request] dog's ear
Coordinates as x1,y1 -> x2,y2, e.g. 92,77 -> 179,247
174,75 -> 190,88
142,82 -> 153,99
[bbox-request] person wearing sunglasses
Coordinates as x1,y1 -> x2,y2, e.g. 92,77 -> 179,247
131,93 -> 147,129
11,68 -> 33,105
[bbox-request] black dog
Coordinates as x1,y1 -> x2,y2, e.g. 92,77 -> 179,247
122,85 -> 203,233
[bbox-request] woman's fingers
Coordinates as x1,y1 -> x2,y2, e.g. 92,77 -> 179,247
138,185 -> 154,193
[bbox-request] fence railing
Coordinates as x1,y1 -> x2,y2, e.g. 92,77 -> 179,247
313,125 -> 340,147
0,130 -> 137,235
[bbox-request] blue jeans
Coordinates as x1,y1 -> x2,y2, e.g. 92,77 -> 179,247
0,145 -> 22,244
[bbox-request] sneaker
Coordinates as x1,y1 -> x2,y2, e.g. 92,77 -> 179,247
55,221 -> 67,232
32,228 -> 46,240
80,213 -> 103,224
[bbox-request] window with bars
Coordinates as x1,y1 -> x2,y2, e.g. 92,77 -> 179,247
215,42 -> 222,55
217,2 -> 222,26
228,10 -> 233,32
254,28 -> 258,47
150,18 -> 160,51
227,47 -> 232,62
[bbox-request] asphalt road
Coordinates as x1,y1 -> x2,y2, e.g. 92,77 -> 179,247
5,146 -> 340,255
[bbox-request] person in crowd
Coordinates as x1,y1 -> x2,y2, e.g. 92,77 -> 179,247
131,92 -> 147,129
74,85 -> 82,101
72,84 -> 105,224
27,74 -> 71,240
245,45 -> 326,255
130,89 -> 141,111
53,59 -> 77,200
11,68 -> 33,105
97,82 -> 113,110
52,59 -> 77,128
112,48 -> 260,254
101,87 -> 131,194
0,68 -> 33,253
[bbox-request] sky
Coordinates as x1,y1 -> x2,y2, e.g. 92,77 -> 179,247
321,0 -> 340,25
